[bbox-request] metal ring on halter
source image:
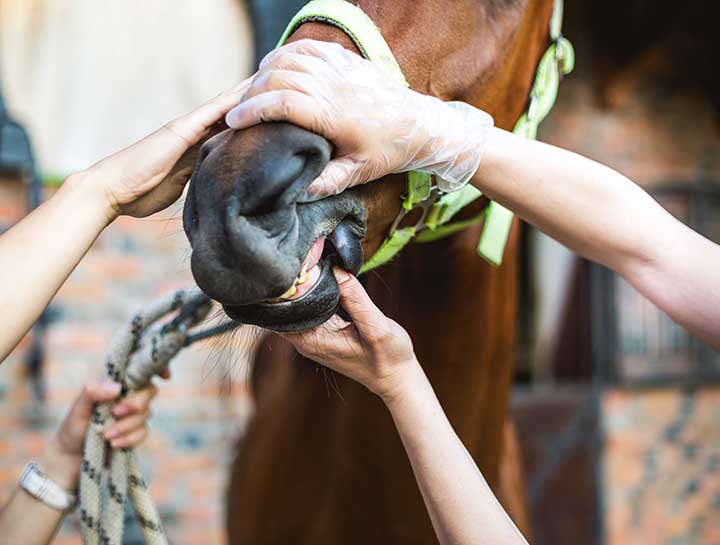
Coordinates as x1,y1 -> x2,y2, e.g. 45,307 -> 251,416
555,34 -> 565,62
388,186 -> 442,236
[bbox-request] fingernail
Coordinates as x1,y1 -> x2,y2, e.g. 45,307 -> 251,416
110,438 -> 125,448
224,105 -> 243,128
113,404 -> 129,417
298,189 -> 319,203
333,268 -> 352,285
105,428 -> 118,439
100,381 -> 121,397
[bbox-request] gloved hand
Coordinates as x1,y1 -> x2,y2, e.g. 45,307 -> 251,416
225,39 -> 493,201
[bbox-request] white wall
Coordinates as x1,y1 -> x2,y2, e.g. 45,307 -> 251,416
1,0 -> 254,176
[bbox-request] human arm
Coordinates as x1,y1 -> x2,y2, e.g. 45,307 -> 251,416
281,269 -> 528,545
0,381 -> 157,545
0,78 -> 250,362
226,40 -> 720,349
475,129 -> 720,349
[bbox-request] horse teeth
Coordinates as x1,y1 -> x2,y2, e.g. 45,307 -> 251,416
280,284 -> 297,299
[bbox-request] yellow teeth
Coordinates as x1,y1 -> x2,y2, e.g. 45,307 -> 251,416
280,284 -> 297,299
272,264 -> 312,302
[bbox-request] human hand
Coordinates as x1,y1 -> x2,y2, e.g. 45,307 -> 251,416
40,380 -> 158,492
280,268 -> 418,400
225,39 -> 493,201
78,77 -> 252,221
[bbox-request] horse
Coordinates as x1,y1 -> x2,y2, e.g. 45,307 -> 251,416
182,0 -> 559,542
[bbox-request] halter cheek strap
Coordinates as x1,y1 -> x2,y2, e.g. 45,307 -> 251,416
277,0 -> 574,274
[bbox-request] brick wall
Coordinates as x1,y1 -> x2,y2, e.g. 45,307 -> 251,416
0,177 -> 256,545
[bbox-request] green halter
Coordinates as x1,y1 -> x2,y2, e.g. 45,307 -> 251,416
278,0 -> 574,273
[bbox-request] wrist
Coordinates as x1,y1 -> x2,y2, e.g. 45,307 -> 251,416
39,441 -> 81,493
374,358 -> 426,406
412,96 -> 493,192
61,170 -> 118,227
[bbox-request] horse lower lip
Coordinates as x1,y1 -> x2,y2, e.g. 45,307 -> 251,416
221,259 -> 340,333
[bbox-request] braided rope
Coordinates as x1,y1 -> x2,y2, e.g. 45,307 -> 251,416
79,288 -> 216,545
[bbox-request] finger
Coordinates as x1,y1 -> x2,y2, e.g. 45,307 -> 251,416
258,52 -> 330,77
300,156 -> 364,201
260,39 -> 347,69
279,328 -> 331,357
165,76 -> 253,145
332,269 -> 388,341
109,426 -> 149,449
113,385 -> 157,417
279,312 -> 356,355
242,70 -> 319,101
104,413 -> 149,441
74,381 -> 122,413
225,90 -> 327,134
56,380 -> 121,445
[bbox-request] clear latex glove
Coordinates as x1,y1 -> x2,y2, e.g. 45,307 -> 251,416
225,39 -> 493,201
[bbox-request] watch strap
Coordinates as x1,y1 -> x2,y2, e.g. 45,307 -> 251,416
19,462 -> 77,512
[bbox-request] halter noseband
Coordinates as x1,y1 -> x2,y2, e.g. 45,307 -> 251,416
278,0 -> 574,274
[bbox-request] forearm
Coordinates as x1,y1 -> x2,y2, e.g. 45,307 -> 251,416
0,490 -> 64,545
0,173 -> 112,361
474,128 -> 668,271
383,363 -> 527,545
0,450 -> 79,545
473,128 -> 720,348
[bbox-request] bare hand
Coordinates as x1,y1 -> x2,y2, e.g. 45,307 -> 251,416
42,380 -> 158,491
280,268 -> 418,399
83,78 -> 252,220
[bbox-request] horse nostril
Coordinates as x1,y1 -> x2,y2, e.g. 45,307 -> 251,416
231,133 -> 331,218
197,141 -> 213,166
197,130 -> 230,166
182,181 -> 199,241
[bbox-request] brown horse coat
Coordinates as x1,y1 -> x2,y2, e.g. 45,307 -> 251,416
223,1 -> 557,543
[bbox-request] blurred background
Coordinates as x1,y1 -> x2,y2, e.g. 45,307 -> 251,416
0,1 -> 718,544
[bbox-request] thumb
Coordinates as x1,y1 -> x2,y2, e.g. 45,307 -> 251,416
67,381 -> 120,429
333,268 -> 387,340
301,156 -> 365,202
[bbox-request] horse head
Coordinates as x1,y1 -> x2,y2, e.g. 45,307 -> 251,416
183,0 -> 554,332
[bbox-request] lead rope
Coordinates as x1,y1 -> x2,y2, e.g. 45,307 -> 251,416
79,288 -> 237,545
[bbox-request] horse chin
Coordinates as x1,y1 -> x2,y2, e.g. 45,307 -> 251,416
222,259 -> 341,332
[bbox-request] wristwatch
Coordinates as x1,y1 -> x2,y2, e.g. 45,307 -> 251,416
19,462 -> 77,512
